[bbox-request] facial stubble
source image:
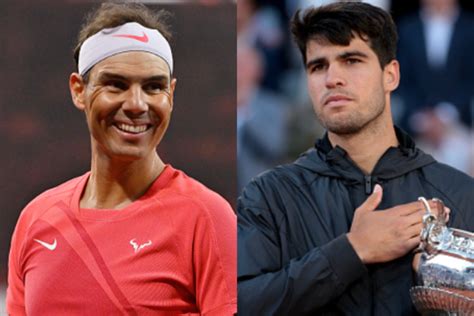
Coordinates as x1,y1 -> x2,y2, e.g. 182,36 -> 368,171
315,84 -> 386,136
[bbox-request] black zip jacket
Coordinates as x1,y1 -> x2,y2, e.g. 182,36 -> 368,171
238,127 -> 474,315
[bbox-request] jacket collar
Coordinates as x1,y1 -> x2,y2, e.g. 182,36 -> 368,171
295,126 -> 436,183
315,126 -> 417,155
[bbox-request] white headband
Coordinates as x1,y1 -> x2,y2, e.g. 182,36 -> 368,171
78,22 -> 173,76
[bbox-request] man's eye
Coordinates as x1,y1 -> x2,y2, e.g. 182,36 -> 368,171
346,58 -> 361,65
106,81 -> 127,90
309,64 -> 325,73
144,83 -> 166,92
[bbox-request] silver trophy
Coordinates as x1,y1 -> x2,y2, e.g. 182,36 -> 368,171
410,197 -> 474,315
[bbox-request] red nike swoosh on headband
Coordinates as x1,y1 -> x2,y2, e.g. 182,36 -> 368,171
112,32 -> 149,43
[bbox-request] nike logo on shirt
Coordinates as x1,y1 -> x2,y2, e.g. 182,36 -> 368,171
34,238 -> 57,251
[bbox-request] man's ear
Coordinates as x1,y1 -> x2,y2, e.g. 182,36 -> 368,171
69,73 -> 87,111
168,78 -> 177,111
383,60 -> 400,92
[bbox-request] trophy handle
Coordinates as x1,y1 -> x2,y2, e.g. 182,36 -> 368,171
418,197 -> 448,224
418,197 -> 449,256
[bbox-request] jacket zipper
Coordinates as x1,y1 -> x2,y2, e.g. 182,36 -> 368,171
364,175 -> 372,195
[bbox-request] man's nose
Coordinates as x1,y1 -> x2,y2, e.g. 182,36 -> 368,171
325,64 -> 346,89
122,85 -> 148,113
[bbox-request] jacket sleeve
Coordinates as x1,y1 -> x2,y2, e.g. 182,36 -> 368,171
422,163 -> 474,232
237,180 -> 367,315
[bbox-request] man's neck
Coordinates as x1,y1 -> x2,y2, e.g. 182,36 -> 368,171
327,118 -> 398,175
80,152 -> 165,210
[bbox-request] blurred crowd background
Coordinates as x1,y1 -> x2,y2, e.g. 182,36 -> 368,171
1,1 -> 235,309
238,0 -> 474,193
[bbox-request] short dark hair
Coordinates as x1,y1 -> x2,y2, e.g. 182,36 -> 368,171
290,2 -> 398,68
73,2 -> 172,71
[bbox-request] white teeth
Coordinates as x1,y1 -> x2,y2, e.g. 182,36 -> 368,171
117,123 -> 148,134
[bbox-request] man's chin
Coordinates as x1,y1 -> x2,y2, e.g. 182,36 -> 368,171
101,147 -> 151,162
325,122 -> 364,135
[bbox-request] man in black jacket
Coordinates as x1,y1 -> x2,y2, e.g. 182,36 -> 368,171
237,2 -> 474,315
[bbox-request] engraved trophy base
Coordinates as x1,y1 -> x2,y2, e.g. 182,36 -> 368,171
410,286 -> 474,316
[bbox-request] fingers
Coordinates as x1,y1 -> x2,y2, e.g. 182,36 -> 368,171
404,222 -> 423,239
389,200 -> 422,216
445,207 -> 451,222
413,253 -> 422,271
356,184 -> 383,213
391,199 -> 439,217
407,235 -> 422,251
396,204 -> 451,245
401,208 -> 425,225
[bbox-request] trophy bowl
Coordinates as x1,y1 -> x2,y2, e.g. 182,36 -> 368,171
410,197 -> 474,315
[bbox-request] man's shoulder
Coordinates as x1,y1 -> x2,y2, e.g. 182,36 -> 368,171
19,173 -> 87,222
422,161 -> 473,188
254,163 -> 305,185
420,162 -> 474,208
238,157 -> 319,212
421,162 -> 474,230
165,167 -> 233,213
243,151 -> 321,196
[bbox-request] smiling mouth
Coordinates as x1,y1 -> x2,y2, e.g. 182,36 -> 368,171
115,123 -> 150,134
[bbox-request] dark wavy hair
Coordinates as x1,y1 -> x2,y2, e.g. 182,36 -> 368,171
291,2 -> 398,68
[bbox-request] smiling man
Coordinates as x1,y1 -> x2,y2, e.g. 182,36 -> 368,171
7,3 -> 236,315
237,2 -> 474,315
